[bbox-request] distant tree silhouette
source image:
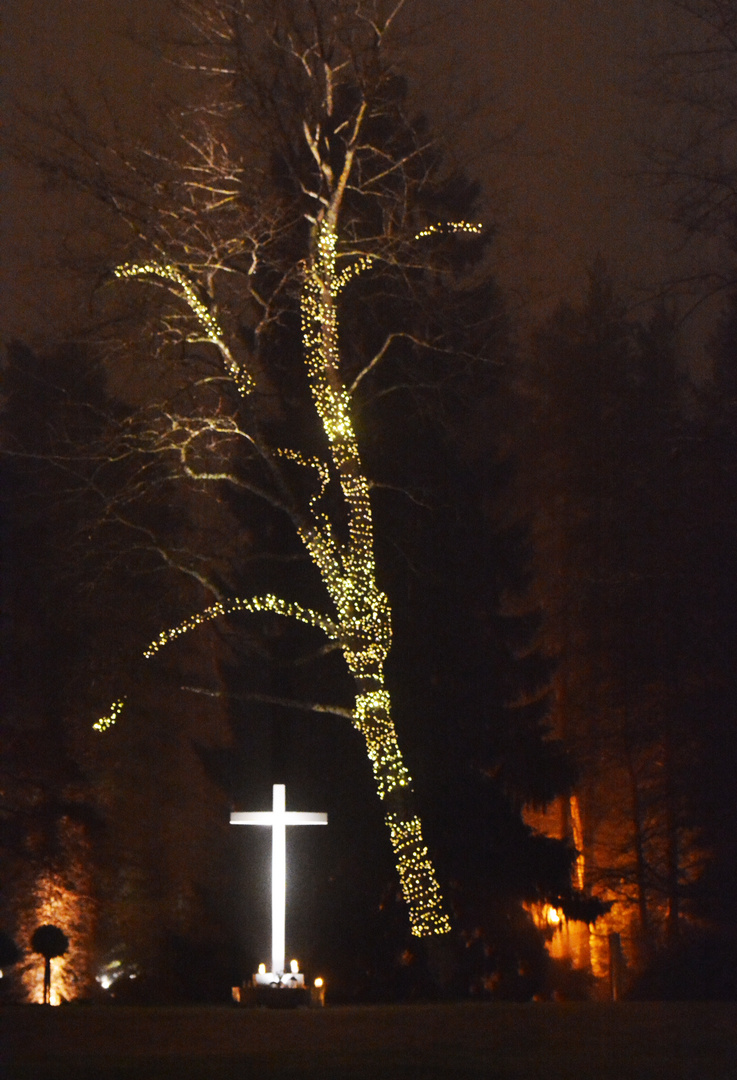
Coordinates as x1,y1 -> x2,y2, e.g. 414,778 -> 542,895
501,267 -> 715,978
0,931 -> 21,970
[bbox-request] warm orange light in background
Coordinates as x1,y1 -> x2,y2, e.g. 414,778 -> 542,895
525,786 -> 708,993
311,975 -> 326,1007
526,898 -> 590,974
15,821 -> 95,1004
19,874 -> 80,1004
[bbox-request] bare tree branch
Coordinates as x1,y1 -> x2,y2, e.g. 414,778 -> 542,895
181,683 -> 355,721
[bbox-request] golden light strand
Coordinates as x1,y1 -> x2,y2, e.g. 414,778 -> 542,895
296,217 -> 450,934
113,262 -> 255,396
386,814 -> 452,937
353,690 -> 412,798
93,698 -> 126,733
414,221 -> 483,240
143,594 -> 339,658
333,254 -> 376,293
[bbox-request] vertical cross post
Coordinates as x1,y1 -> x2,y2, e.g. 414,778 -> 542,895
230,783 -> 327,976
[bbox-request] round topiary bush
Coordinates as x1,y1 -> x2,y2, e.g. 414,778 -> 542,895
31,925 -> 69,1004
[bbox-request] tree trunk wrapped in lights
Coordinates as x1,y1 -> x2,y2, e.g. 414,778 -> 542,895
79,0 -> 495,938
104,207 -> 460,934
300,212 -> 449,934
104,257 -> 437,929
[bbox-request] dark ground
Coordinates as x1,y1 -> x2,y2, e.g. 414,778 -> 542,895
1,1001 -> 735,1080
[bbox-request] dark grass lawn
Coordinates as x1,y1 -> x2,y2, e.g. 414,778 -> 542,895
1,1001 -> 735,1080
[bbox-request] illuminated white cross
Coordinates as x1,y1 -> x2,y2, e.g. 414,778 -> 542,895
230,783 -> 327,976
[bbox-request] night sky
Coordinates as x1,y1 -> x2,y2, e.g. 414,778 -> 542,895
0,0 -> 719,340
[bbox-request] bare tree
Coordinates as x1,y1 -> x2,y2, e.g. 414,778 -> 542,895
10,0 -> 498,940
644,0 -> 737,291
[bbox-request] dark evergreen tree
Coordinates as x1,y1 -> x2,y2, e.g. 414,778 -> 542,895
499,267 -> 719,981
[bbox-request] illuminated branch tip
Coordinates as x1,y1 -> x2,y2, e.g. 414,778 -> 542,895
276,448 -> 331,508
143,594 -> 339,658
113,262 -> 255,396
334,254 -> 375,293
414,221 -> 483,240
93,698 -> 125,733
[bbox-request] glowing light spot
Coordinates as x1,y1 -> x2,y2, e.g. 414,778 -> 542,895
142,595 -> 338,659
414,221 -> 483,239
93,698 -> 125,732
412,219 -> 481,238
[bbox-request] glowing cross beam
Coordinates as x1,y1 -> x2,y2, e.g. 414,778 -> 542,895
230,784 -> 327,976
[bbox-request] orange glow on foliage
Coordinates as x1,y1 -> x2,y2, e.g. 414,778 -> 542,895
16,821 -> 96,1004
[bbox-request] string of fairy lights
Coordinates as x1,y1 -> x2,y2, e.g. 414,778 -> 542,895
93,698 -> 126,733
100,216 -> 480,937
414,222 -> 483,240
142,594 -> 339,658
386,814 -> 452,936
353,690 -> 412,799
113,263 -> 255,397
